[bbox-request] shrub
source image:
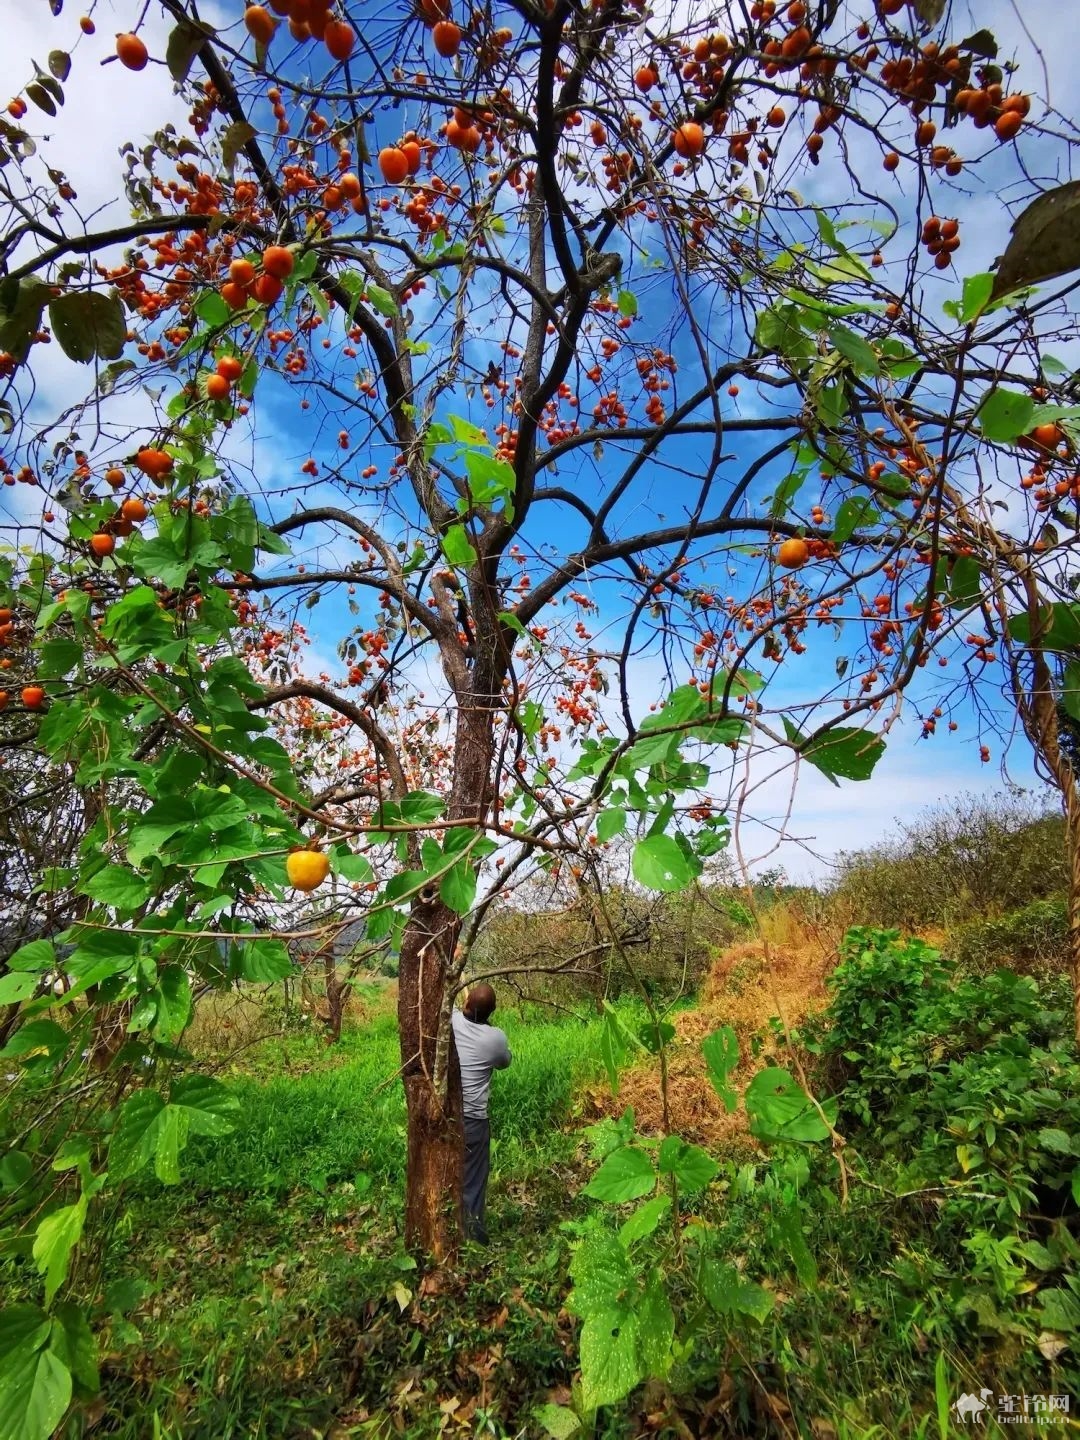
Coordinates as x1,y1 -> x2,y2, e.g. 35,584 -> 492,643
831,791 -> 1066,930
949,898 -> 1071,977
806,928 -> 1080,1335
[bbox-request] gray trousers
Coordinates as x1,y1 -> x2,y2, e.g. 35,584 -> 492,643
463,1116 -> 491,1244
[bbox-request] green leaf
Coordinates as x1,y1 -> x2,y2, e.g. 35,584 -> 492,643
1008,602 -> 1080,651
697,1255 -> 740,1314
597,807 -> 626,843
992,181 -> 1080,300
332,850 -> 374,883
5,940 -> 56,974
48,50 -> 72,81
109,1078 -> 237,1186
636,1269 -> 674,1378
1038,1128 -> 1074,1155
568,1231 -> 637,1315
49,1304 -> 98,1394
80,865 -> 150,911
439,861 -> 477,916
832,496 -> 879,545
949,555 -> 982,608
784,719 -> 885,784
233,939 -> 291,982
600,1008 -> 629,1095
578,1309 -> 641,1411
0,1152 -> 32,1193
1037,1287 -> 1080,1333
744,1067 -> 835,1144
830,326 -> 879,376
0,1020 -> 69,1063
657,1136 -> 718,1193
170,1075 -> 240,1134
734,1282 -> 774,1324
0,1306 -> 71,1440
618,1195 -> 670,1248
534,1404 -> 581,1439
772,1204 -> 817,1288
632,835 -> 697,892
33,1198 -> 86,1306
441,524 -> 477,567
935,1353 -> 950,1440
49,291 -> 126,363
583,1148 -> 656,1204
959,272 -> 994,323
617,290 -> 638,318
0,972 -> 38,1005
978,388 -> 1035,443
367,284 -> 398,318
463,450 -> 515,504
702,1026 -> 739,1111
154,967 -> 192,1040
26,83 -> 57,117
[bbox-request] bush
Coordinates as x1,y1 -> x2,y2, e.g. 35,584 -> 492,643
806,928 -> 1080,1335
949,898 -> 1071,977
831,790 -> 1066,930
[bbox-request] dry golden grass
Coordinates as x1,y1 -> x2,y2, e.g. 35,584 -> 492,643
580,937 -> 836,1157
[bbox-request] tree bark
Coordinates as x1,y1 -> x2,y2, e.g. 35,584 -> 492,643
397,644 -> 503,1256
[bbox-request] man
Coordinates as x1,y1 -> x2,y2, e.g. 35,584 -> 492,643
451,983 -> 512,1245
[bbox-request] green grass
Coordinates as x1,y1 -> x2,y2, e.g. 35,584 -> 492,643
75,1002 -> 635,1439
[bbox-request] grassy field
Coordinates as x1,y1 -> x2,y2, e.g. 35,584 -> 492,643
87,998 -> 638,1439
12,914 -> 1079,1440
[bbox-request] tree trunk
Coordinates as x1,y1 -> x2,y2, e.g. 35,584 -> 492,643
398,894 -> 464,1258
397,649 -> 501,1257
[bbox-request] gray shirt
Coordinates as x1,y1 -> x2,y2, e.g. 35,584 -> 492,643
451,1009 -> 512,1119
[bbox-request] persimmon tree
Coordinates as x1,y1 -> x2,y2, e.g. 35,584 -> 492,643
2,0 -> 1080,1417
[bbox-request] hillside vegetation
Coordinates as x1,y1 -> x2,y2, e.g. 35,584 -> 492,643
3,793 -> 1076,1438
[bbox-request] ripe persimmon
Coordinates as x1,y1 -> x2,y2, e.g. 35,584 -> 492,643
883,150 -> 900,171
634,64 -> 658,92
90,533 -> 115,557
262,244 -> 294,279
287,849 -> 331,891
206,373 -> 231,400
244,5 -> 277,44
401,140 -> 423,174
21,685 -> 45,709
0,691 -> 7,710
104,467 -> 126,489
120,497 -> 148,522
116,32 -> 148,70
324,19 -> 355,60
229,257 -> 257,286
222,281 -> 251,309
1030,423 -> 1064,451
994,109 -> 1024,142
777,537 -> 810,569
253,273 -> 282,306
433,20 -> 462,56
136,448 -> 173,479
672,121 -> 705,158
216,355 -> 244,382
378,146 -> 410,183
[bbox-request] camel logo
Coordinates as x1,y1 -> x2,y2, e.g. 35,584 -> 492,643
953,1390 -> 994,1423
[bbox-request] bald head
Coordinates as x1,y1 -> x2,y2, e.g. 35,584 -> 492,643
464,983 -> 497,1023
